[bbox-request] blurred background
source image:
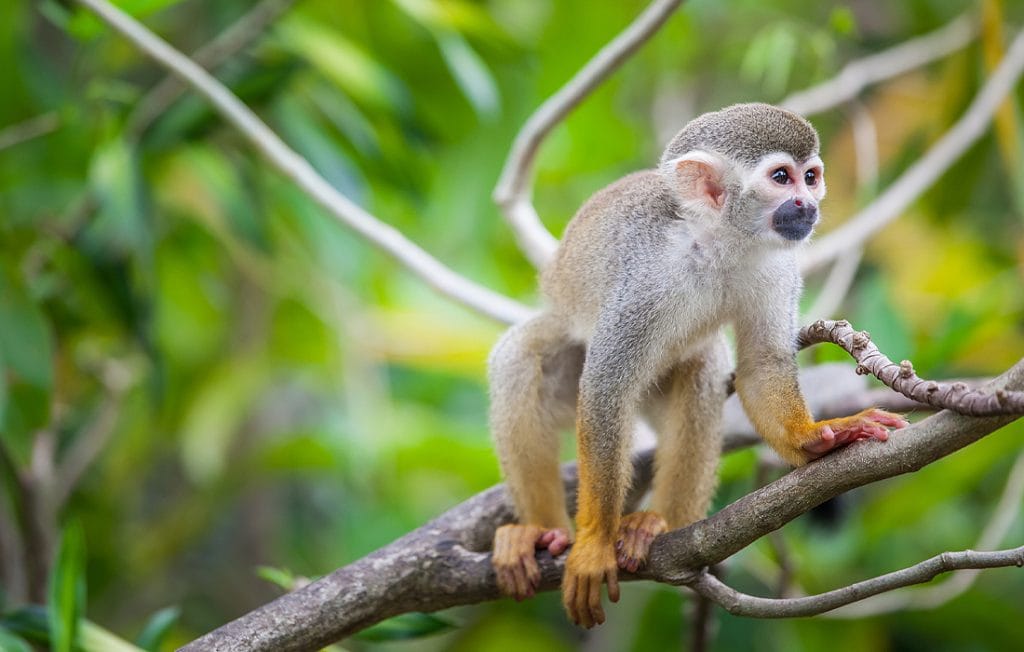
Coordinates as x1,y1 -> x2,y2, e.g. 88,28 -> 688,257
2,0 -> 1024,650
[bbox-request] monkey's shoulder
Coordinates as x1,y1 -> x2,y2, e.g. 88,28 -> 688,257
574,169 -> 676,224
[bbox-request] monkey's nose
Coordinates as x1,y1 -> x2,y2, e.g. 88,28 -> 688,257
794,198 -> 803,207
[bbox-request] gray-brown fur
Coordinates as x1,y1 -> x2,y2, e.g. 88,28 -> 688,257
488,104 -> 903,629
660,103 -> 819,168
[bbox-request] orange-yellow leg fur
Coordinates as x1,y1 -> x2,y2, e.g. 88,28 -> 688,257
562,531 -> 620,629
493,524 -> 570,600
616,511 -> 668,573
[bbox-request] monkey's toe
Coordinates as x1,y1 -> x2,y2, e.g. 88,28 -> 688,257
615,511 -> 668,572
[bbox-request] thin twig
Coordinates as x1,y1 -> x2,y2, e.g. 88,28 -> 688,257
798,319 -> 1024,415
53,362 -> 134,508
780,13 -> 977,117
125,0 -> 297,138
826,450 -> 1024,617
0,112 -> 60,151
74,0 -> 532,325
492,0 -> 686,268
687,544 -> 1024,618
802,27 -> 1024,273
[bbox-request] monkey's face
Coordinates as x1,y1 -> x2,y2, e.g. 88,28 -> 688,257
742,152 -> 826,244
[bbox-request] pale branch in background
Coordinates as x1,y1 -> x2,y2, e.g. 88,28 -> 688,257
688,544 -> 1024,618
75,0 -> 532,325
780,13 -> 977,117
53,361 -> 134,508
827,450 -> 1024,617
492,0 -> 686,268
125,0 -> 298,138
0,112 -> 60,151
798,320 -> 1024,415
802,28 -> 1024,273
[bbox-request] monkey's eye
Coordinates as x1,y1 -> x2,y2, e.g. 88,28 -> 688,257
804,169 -> 819,186
771,168 -> 791,185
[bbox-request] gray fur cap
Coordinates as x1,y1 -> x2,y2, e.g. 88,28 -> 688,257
660,103 -> 819,168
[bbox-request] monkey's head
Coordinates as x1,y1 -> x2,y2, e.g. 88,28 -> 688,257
659,103 -> 825,246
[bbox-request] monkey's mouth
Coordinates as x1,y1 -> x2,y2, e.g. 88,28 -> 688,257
771,199 -> 818,241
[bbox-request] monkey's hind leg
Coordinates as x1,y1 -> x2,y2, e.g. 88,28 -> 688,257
622,336 -> 730,572
489,316 -> 582,599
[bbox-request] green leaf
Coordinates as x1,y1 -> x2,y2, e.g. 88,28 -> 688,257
134,606 -> 180,652
84,138 -> 148,257
48,520 -> 86,652
436,32 -> 500,119
0,264 -> 54,464
256,566 -> 298,591
355,613 -> 454,642
2,606 -> 143,652
0,626 -> 32,652
65,0 -> 187,40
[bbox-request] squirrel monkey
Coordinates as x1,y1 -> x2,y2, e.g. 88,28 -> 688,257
488,103 -> 907,627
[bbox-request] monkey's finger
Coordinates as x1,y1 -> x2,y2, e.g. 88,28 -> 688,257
563,576 -> 580,625
606,569 -> 620,603
865,410 -> 909,428
524,556 -> 541,593
547,530 -> 570,556
512,557 -> 533,599
587,576 -> 604,627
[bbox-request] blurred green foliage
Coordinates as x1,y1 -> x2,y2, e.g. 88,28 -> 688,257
2,0 -> 1024,650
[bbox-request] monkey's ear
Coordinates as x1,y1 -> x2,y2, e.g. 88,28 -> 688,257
669,152 -> 727,211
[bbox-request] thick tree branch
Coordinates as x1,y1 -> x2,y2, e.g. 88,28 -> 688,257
801,27 -> 1024,273
74,0 -> 532,325
492,0 -> 686,268
180,346 -> 1024,651
687,544 -> 1024,618
780,13 -> 977,117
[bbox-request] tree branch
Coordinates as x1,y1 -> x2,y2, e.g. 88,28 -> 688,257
687,544 -> 1024,618
798,320 -> 1024,415
780,13 -> 977,117
180,344 -> 1024,651
492,0 -> 686,268
801,27 -> 1024,273
124,0 -> 298,139
824,450 -> 1024,617
74,0 -> 532,325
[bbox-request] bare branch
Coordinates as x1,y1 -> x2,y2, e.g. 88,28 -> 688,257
53,361 -> 134,508
125,0 -> 298,138
688,544 -> 1024,618
802,27 -> 1024,273
780,13 -> 976,117
826,450 -> 1024,617
492,0 -> 686,268
0,112 -> 60,151
798,320 -> 1024,415
74,0 -> 532,325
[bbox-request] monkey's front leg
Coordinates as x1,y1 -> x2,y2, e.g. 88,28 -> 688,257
562,326 -> 656,628
735,337 -> 906,466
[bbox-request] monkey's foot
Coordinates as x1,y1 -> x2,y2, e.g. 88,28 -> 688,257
615,511 -> 668,573
562,536 -> 619,629
802,408 -> 908,459
493,524 -> 570,600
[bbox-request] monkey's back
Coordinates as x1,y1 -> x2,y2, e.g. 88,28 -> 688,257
541,170 -> 680,338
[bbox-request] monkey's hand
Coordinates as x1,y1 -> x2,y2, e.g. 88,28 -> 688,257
616,511 -> 668,573
562,533 -> 619,628
800,408 -> 908,461
493,524 -> 571,600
